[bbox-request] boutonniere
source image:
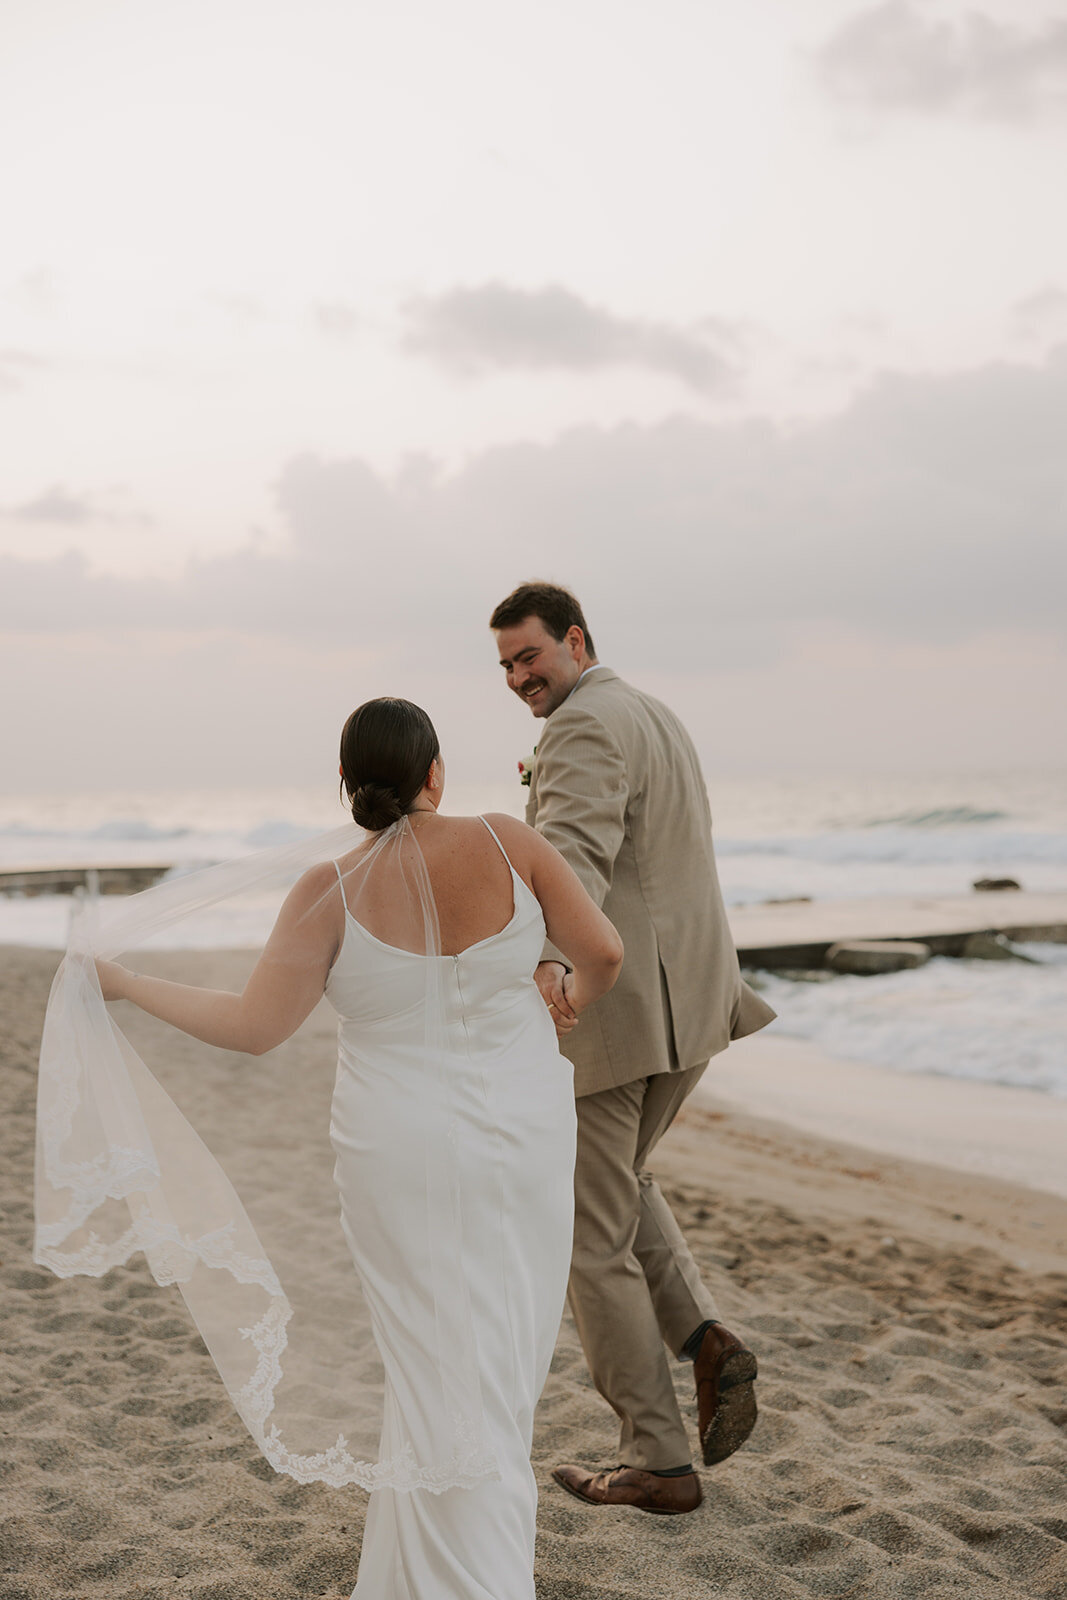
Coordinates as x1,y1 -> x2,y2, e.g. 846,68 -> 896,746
518,746 -> 538,787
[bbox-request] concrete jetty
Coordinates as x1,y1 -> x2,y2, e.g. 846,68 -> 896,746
728,889 -> 1067,970
0,864 -> 172,897
2,870 -> 1065,966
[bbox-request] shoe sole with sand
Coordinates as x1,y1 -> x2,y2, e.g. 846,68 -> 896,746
700,1347 -> 758,1466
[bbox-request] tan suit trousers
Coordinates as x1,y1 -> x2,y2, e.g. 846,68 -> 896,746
568,1063 -> 718,1471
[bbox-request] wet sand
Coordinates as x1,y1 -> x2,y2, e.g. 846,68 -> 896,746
700,1032 -> 1067,1204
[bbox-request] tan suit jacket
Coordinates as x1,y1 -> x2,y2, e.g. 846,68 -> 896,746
525,668 -> 774,1098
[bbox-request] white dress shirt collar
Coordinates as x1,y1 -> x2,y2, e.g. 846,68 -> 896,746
564,663 -> 607,703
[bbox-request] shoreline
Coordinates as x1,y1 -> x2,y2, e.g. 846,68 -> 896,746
700,1032 -> 1067,1207
682,1074 -> 1067,1280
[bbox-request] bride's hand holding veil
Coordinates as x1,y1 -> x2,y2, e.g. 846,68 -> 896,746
94,957 -> 129,1002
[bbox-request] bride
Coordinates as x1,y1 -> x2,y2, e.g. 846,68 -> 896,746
71,696 -> 622,1599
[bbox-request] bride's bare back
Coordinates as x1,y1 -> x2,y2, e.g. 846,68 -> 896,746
95,808 -> 620,1062
336,815 -> 524,958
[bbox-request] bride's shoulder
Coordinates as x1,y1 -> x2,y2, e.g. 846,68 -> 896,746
480,811 -> 541,859
287,859 -> 345,914
480,810 -> 529,837
296,859 -> 343,890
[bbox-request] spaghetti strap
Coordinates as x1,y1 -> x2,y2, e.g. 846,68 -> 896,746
478,816 -> 516,873
331,859 -> 349,914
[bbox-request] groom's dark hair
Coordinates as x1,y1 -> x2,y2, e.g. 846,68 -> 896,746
489,582 -> 596,658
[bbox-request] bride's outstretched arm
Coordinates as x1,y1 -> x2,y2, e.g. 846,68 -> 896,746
96,862 -> 341,1056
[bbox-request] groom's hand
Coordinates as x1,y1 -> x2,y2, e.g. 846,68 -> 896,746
535,961 -> 578,1035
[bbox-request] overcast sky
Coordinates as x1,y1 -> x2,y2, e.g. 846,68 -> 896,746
2,0 -> 1065,794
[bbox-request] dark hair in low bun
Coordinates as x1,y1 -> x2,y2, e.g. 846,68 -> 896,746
351,782 -> 404,832
340,698 -> 441,832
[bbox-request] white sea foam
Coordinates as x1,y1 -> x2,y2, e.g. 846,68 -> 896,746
709,768 -> 1067,904
755,944 -> 1067,1099
716,827 -> 1067,905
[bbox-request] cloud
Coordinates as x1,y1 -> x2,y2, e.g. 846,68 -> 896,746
814,2 -> 1067,120
1,348 -> 1064,664
1012,285 -> 1067,341
313,301 -> 359,340
401,283 -> 737,394
0,347 -> 47,393
11,486 -> 95,524
2,483 -> 153,528
8,266 -> 59,314
201,291 -> 272,326
3,352 -> 1064,784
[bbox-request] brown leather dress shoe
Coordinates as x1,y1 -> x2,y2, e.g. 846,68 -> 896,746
694,1322 -> 758,1465
551,1464 -> 703,1515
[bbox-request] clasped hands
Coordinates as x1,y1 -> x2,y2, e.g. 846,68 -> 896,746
534,961 -> 578,1036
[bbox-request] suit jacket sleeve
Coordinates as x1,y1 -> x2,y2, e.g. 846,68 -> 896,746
531,703 -> 628,965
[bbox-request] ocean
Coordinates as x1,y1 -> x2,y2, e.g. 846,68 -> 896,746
2,770 -> 1065,1098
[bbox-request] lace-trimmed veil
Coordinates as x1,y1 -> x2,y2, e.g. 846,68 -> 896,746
34,817 -> 497,1492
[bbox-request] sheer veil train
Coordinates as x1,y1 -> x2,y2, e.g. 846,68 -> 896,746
34,817 -> 498,1491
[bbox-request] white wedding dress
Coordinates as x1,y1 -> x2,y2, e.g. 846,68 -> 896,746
325,819 -> 576,1599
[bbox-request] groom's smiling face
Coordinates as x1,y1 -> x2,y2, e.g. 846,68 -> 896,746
495,617 -> 588,719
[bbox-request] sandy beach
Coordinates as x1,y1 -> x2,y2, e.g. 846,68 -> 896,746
4,942 -> 1066,1600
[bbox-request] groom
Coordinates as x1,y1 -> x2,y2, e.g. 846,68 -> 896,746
490,581 -> 775,1515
